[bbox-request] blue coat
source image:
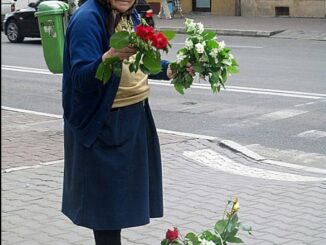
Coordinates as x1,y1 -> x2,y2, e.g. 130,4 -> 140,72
61,0 -> 169,230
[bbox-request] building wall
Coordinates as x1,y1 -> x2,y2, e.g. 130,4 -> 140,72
146,0 -> 326,17
214,0 -> 235,15
241,0 -> 326,17
147,0 -> 235,15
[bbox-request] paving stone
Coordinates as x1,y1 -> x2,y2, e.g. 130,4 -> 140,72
2,109 -> 326,244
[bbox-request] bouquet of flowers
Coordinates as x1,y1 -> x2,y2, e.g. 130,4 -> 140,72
96,19 -> 175,84
161,198 -> 252,245
169,19 -> 239,94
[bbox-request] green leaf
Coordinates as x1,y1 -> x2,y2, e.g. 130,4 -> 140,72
162,30 -> 176,41
112,62 -> 122,77
221,69 -> 227,83
129,62 -> 137,73
225,227 -> 239,240
231,214 -> 239,224
185,232 -> 201,245
103,56 -> 120,66
215,220 -> 227,234
134,52 -> 142,72
169,62 -> 177,70
193,64 -> 204,74
228,65 -> 239,74
95,62 -> 105,81
226,236 -> 244,243
143,52 -> 162,74
202,230 -> 214,240
203,31 -> 216,40
160,239 -> 170,245
210,72 -> 219,84
173,82 -> 185,95
103,64 -> 112,84
110,31 -> 130,49
140,64 -> 151,75
206,40 -> 219,49
180,57 -> 190,67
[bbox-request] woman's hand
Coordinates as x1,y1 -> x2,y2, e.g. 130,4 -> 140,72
167,63 -> 195,79
102,46 -> 137,62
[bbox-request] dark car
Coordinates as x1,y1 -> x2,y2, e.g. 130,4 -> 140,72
3,0 -> 154,43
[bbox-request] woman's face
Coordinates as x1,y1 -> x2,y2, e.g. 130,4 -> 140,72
109,0 -> 135,13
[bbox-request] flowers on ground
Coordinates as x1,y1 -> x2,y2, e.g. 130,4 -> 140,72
166,228 -> 179,241
96,19 -> 175,84
161,198 -> 252,245
170,18 -> 239,94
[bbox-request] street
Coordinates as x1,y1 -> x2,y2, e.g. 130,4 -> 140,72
2,32 -> 326,168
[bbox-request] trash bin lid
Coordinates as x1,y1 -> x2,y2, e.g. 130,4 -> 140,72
35,1 -> 69,17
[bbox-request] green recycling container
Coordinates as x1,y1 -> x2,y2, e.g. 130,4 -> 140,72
35,1 -> 69,73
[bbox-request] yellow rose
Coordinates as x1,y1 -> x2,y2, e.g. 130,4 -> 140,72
231,198 -> 240,214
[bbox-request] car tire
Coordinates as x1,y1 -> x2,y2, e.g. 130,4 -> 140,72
6,19 -> 24,43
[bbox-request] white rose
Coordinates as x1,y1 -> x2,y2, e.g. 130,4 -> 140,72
176,53 -> 187,64
185,39 -> 193,49
195,43 -> 205,54
187,24 -> 196,33
185,18 -> 194,27
196,22 -> 204,34
209,48 -> 219,58
219,41 -> 226,49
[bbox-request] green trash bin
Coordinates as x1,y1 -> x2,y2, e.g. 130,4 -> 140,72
35,1 -> 69,74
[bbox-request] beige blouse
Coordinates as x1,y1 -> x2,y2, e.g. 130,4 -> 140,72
111,16 -> 149,108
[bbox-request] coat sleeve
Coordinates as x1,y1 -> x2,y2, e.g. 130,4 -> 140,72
68,11 -> 106,93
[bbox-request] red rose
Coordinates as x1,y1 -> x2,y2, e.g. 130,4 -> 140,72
151,32 -> 169,50
165,228 -> 179,241
136,25 -> 154,42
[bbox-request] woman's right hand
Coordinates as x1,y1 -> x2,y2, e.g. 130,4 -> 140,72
102,46 -> 137,62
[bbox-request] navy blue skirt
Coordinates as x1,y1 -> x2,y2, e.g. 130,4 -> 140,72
62,100 -> 163,230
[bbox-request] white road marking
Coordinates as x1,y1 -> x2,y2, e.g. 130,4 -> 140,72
2,65 -> 61,76
184,149 -> 326,182
3,160 -> 64,173
257,109 -> 307,121
149,81 -> 324,99
2,65 -> 326,99
228,109 -> 308,128
173,43 -> 264,49
1,106 -> 62,118
297,130 -> 326,139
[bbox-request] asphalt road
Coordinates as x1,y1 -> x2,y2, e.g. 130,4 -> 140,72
2,32 -> 326,168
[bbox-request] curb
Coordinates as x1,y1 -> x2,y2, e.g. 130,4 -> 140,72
156,26 -> 285,37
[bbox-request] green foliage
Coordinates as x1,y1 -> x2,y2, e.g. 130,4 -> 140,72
95,20 -> 175,85
110,31 -> 129,49
170,18 -> 239,94
161,198 -> 252,245
162,30 -> 176,41
143,51 -> 162,74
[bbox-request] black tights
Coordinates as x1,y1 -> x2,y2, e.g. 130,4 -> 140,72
93,229 -> 121,245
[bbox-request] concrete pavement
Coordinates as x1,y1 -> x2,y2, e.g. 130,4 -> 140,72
2,107 -> 326,245
155,14 -> 326,41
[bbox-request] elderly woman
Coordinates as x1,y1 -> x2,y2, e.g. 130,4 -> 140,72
61,0 -> 175,244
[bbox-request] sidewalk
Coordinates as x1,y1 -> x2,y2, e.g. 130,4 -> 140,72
2,108 -> 326,245
155,15 -> 326,41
